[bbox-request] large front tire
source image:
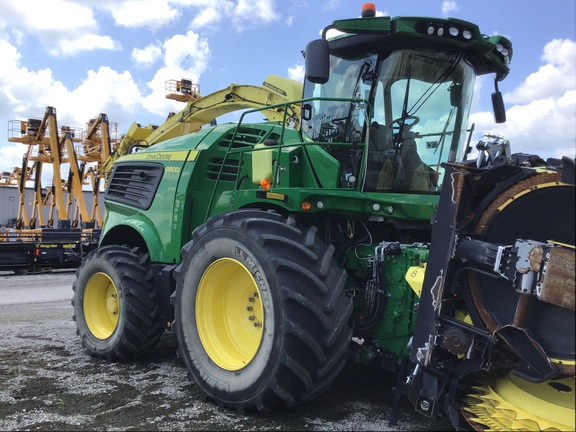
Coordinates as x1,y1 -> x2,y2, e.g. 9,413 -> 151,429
172,210 -> 353,412
72,245 -> 164,360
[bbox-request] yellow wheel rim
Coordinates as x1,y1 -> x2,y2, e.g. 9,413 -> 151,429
196,258 -> 264,371
463,372 -> 576,431
83,272 -> 120,340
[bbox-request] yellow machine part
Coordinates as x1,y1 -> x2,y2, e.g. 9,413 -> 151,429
462,372 -> 576,431
405,264 -> 426,297
195,258 -> 264,371
83,272 -> 120,340
463,175 -> 575,431
103,74 -> 303,176
252,143 -> 274,185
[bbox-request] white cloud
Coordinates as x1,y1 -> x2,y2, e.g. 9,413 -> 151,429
142,30 -> 211,117
65,67 -> 143,125
190,7 -> 222,28
0,26 -> 206,185
56,34 -> 120,57
506,39 -> 576,104
232,0 -> 280,31
11,29 -> 25,46
0,21 -> 212,136
442,1 -> 459,17
163,31 -> 210,71
173,2 -> 235,31
469,40 -> 576,160
98,0 -> 282,32
0,39 -> 68,118
132,43 -> 163,68
3,0 -> 95,32
288,64 -> 304,82
103,0 -> 180,29
1,0 -> 285,61
0,0 -> 118,57
0,37 -> 145,180
0,143 -> 27,164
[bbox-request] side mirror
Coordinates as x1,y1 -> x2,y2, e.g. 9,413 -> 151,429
450,84 -> 462,107
491,91 -> 506,124
305,39 -> 330,84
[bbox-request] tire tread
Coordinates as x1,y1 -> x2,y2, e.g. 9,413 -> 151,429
72,245 -> 164,360
173,210 -> 352,413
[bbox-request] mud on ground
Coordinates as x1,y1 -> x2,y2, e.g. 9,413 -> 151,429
0,271 -> 451,431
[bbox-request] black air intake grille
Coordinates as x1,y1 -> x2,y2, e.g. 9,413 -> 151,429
218,127 -> 268,149
106,163 -> 164,210
206,158 -> 240,181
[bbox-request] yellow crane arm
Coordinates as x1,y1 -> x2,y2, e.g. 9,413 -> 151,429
103,75 -> 303,176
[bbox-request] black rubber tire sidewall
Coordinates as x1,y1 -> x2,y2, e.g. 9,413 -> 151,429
176,228 -> 282,402
72,245 -> 162,360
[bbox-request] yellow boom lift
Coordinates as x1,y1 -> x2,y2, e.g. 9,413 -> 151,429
102,75 -> 302,177
1,75 -> 301,272
0,107 -> 118,271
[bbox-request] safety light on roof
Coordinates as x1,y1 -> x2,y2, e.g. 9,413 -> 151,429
419,20 -> 476,41
361,3 -> 376,17
496,44 -> 509,56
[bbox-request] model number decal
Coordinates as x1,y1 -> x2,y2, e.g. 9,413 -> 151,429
165,166 -> 180,173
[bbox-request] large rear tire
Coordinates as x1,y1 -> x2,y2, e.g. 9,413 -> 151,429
72,245 -> 164,360
172,210 -> 353,412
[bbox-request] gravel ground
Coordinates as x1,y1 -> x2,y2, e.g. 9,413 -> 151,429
0,270 -> 452,431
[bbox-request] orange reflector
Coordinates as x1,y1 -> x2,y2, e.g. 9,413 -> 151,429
301,201 -> 312,211
260,178 -> 271,191
362,3 -> 376,17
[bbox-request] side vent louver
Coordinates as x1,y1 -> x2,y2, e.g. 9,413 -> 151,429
206,158 -> 240,181
106,163 -> 164,210
218,127 -> 268,149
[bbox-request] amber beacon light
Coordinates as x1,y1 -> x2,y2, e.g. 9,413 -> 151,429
361,3 -> 376,17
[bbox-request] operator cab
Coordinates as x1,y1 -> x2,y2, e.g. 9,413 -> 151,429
303,46 -> 472,194
302,9 -> 509,195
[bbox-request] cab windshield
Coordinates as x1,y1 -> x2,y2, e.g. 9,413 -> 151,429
302,49 -> 475,193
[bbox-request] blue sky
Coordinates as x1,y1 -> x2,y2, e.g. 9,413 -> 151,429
0,0 -> 574,185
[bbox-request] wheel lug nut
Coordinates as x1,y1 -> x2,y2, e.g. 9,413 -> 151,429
246,306 -> 253,311
248,297 -> 255,302
248,315 -> 255,321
